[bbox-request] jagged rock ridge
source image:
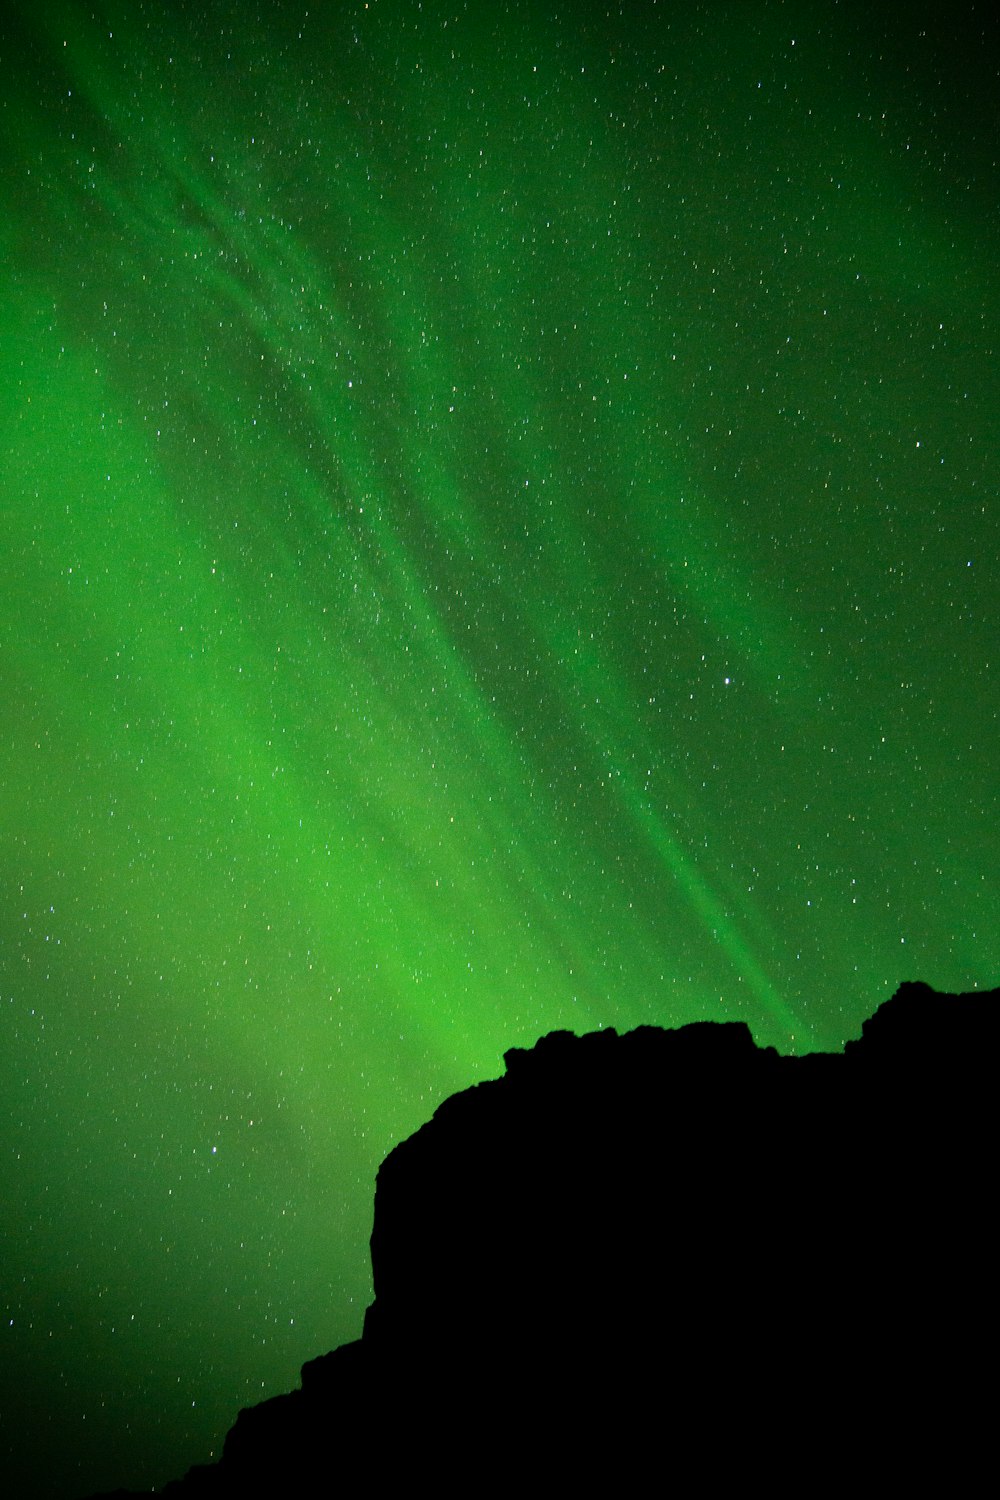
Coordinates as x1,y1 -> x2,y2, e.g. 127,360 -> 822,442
86,981 -> 999,1496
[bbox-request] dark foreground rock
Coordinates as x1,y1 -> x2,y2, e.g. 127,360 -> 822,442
84,980 -> 998,1496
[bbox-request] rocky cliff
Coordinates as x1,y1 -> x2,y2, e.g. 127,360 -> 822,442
86,980 -> 999,1496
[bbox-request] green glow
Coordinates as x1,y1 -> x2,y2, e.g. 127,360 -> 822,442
1,3 -> 997,1495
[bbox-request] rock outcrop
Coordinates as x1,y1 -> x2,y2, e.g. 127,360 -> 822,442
84,980 -> 999,1496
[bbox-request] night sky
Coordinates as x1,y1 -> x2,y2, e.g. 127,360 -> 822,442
1,2 -> 997,1495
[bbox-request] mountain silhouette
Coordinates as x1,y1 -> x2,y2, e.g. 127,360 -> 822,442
83,979 -> 998,1497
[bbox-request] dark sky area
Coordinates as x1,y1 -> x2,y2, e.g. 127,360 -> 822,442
1,2 -> 997,1495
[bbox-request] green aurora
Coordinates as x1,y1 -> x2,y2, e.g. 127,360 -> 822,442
1,2 -> 997,1494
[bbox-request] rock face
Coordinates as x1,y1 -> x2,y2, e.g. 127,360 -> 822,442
85,981 -> 999,1497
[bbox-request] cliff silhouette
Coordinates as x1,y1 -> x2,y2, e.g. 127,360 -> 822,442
84,980 -> 998,1497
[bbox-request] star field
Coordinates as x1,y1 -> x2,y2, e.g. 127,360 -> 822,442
1,2 -> 997,1495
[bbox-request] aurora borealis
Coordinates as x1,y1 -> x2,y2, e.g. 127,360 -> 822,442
1,1 -> 997,1494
